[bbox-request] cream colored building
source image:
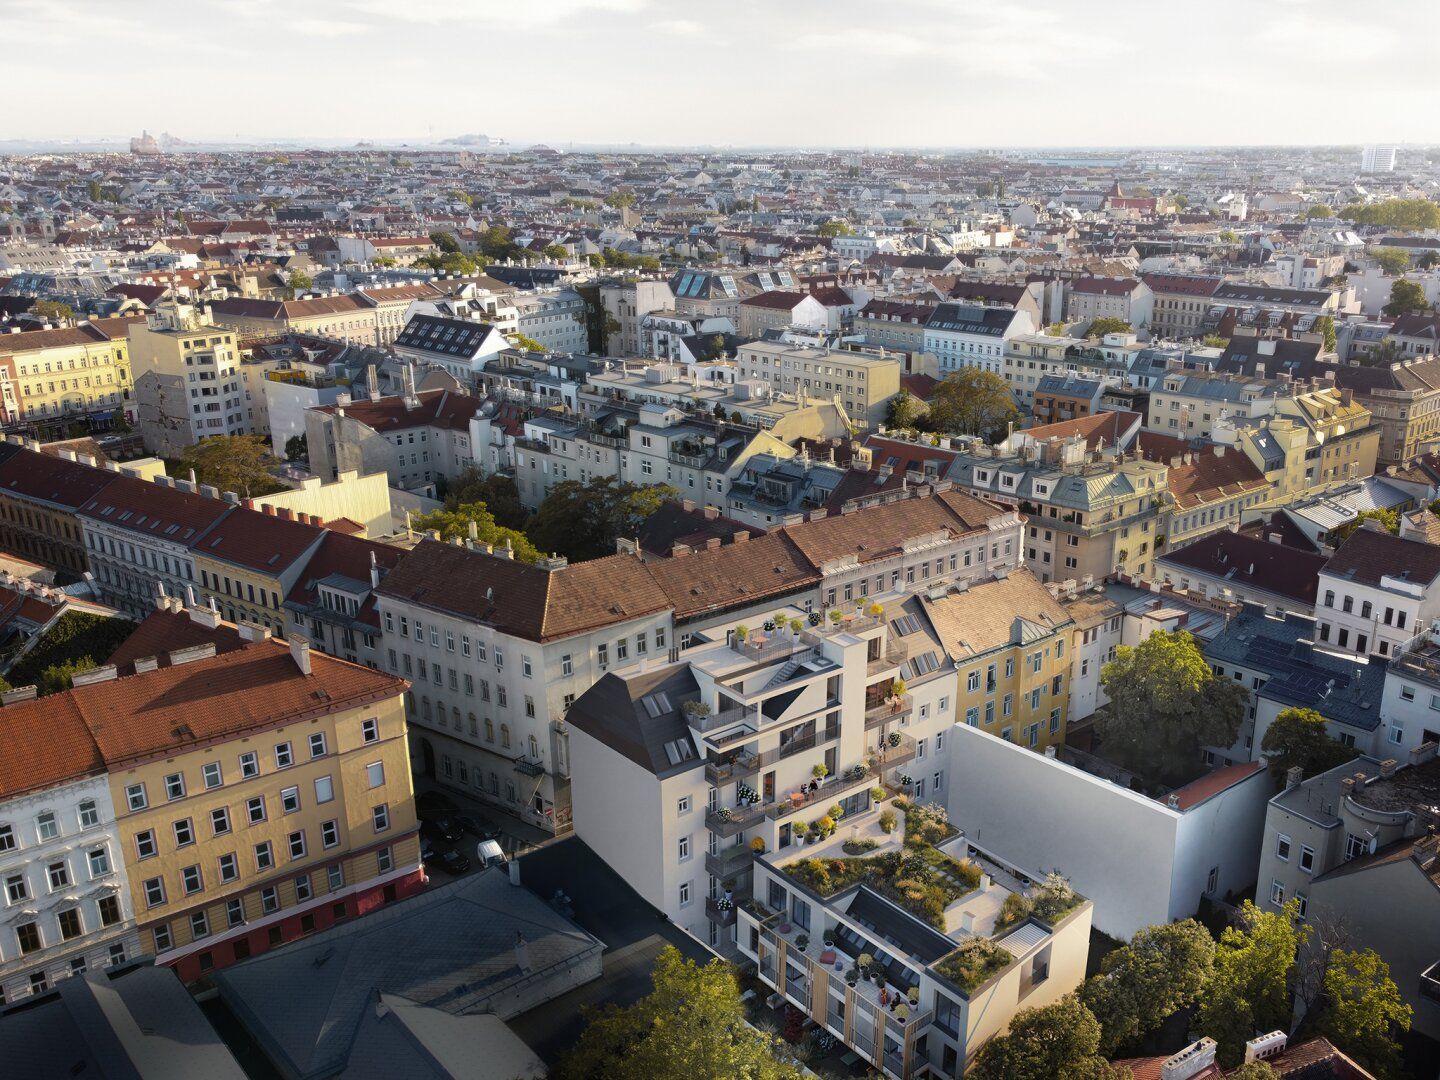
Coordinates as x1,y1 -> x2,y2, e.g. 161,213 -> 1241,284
0,316 -> 139,425
129,302 -> 248,457
735,342 -> 902,431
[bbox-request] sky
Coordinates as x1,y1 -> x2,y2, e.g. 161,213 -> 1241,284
5,0 -> 1439,148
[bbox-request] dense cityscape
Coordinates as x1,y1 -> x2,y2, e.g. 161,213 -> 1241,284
3,14 -> 1440,1078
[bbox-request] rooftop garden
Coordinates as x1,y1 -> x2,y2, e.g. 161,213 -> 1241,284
783,802 -> 980,930
991,872 -> 1085,935
934,937 -> 1013,995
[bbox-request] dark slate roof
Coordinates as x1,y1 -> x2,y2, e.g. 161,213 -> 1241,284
565,666 -> 703,779
1324,526 -> 1440,589
1205,606 -> 1386,732
393,314 -> 500,359
1157,530 -> 1327,605
1213,282 -> 1333,306
1217,336 -> 1324,375
924,302 -> 1020,336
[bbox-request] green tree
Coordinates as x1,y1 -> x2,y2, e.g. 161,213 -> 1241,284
1419,250 -> 1440,271
603,191 -> 637,210
1261,707 -> 1358,780
1383,278 -> 1431,317
283,434 -> 308,463
1314,948 -> 1411,1079
527,477 -> 676,563
902,216 -> 919,227
1219,229 -> 1240,244
816,220 -> 856,238
429,230 -> 461,254
1173,194 -> 1189,209
1227,1064 -> 1278,1080
176,435 -> 286,497
970,994 -> 1124,1080
1044,322 -> 1068,337
1316,314 -> 1337,353
1333,507 -> 1400,541
410,502 -> 541,563
885,390 -> 927,430
542,243 -> 569,260
451,190 -> 473,206
976,180 -> 997,198
7,612 -> 135,696
287,269 -> 313,296
1097,629 -> 1248,783
1341,198 -> 1440,230
38,657 -> 98,695
87,178 -> 104,201
1087,317 -> 1133,338
1304,205 -> 1334,220
555,946 -> 804,1080
1080,919 -> 1215,1055
1372,247 -> 1410,276
925,369 -> 1020,441
30,299 -> 74,324
511,334 -> 546,353
1202,334 -> 1231,349
444,469 -> 527,529
1198,900 -> 1308,1068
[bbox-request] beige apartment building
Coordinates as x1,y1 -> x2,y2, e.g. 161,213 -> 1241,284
735,342 -> 901,431
0,316 -> 141,425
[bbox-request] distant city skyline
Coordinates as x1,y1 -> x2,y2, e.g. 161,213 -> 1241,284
6,0 -> 1439,148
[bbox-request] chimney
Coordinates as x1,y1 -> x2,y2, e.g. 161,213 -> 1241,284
514,930 -> 532,973
1244,1032 -> 1288,1063
1286,766 -> 1304,790
1380,758 -> 1399,778
369,550 -> 382,589
290,635 -> 312,676
1160,1038 -> 1218,1080
732,529 -> 749,544
706,536 -> 722,551
263,503 -> 277,515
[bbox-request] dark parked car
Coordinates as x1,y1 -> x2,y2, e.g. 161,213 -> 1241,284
433,849 -> 471,875
455,814 -> 499,840
421,817 -> 462,844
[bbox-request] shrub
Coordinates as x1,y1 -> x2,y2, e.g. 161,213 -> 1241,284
936,937 -> 1012,993
843,838 -> 879,855
878,809 -> 897,833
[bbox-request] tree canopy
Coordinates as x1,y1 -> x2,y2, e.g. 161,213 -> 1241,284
511,334 -> 546,353
410,502 -> 541,563
603,191 -> 637,210
1080,919 -> 1215,1055
970,994 -> 1125,1080
1304,205 -> 1334,220
1313,948 -> 1411,1080
283,434 -> 308,463
924,369 -> 1020,441
7,612 -> 135,696
1198,900 -> 1308,1068
1383,279 -> 1431,317
429,230 -> 461,254
1333,507 -> 1399,541
1315,315 -> 1337,353
177,435 -> 286,497
542,243 -> 569,260
527,477 -> 676,563
554,946 -> 804,1080
1260,707 -> 1358,781
885,390 -> 928,430
1371,247 -> 1411,276
287,269 -> 313,295
1096,629 -> 1247,784
443,469 -> 528,529
30,299 -> 74,324
1341,198 -> 1440,230
816,220 -> 855,238
1087,317 -> 1133,338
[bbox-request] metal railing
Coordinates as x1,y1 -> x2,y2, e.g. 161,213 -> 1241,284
705,844 -> 755,879
867,640 -> 909,675
864,693 -> 914,728
706,802 -> 767,837
688,701 -> 759,735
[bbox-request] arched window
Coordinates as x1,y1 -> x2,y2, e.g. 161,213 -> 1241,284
484,718 -> 494,743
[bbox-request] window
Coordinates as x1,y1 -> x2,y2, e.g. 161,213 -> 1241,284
377,847 -> 393,874
366,761 -> 385,789
78,800 -> 99,829
239,751 -> 259,779
5,873 -> 27,903
126,783 -> 148,811
1345,834 -> 1369,861
1206,866 -> 1219,894
218,852 -> 238,882
152,924 -> 172,952
308,732 -> 328,758
328,864 -> 345,891
678,881 -> 692,906
281,787 -> 300,814
255,841 -> 274,870
295,875 -> 313,903
135,830 -> 157,859
173,818 -> 194,847
288,831 -> 306,859
362,718 -> 379,743
190,911 -> 210,939
16,922 -> 41,954
315,775 -> 334,804
202,762 -> 223,789
1295,892 -> 1308,920
226,897 -> 245,927
274,742 -> 294,769
677,795 -> 692,815
164,773 -> 186,801
0,824 -> 12,852
321,820 -> 340,848
181,865 -> 203,895
261,886 -> 280,914
1276,835 -> 1291,862
246,796 -> 266,824
373,804 -> 390,832
36,811 -> 58,840
1300,846 -> 1315,873
87,847 -> 110,877
1270,880 -> 1285,907
98,895 -> 120,927
143,877 -> 166,907
678,835 -> 691,861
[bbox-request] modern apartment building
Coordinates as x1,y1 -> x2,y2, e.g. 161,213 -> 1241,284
7,627 -> 423,984
129,302 -> 248,457
0,700 -> 139,1004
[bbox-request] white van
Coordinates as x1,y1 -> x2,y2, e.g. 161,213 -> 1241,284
476,839 -> 507,869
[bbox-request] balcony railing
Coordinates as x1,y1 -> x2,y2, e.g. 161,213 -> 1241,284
705,844 -> 755,880
706,802 -> 766,837
704,897 -> 739,926
766,768 -> 873,821
688,702 -> 759,735
733,635 -> 804,664
866,639 -> 909,675
803,612 -> 881,642
513,755 -> 546,777
864,693 -> 914,728
868,731 -> 918,774
705,749 -> 759,785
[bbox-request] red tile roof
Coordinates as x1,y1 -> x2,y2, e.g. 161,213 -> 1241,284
1021,411 -> 1140,451
107,606 -> 248,675
77,475 -> 231,540
1163,760 -> 1265,811
0,694 -> 103,800
0,445 -> 121,510
313,389 -> 481,434
194,506 -> 323,573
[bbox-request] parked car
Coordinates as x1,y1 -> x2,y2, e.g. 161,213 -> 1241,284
476,839 -> 507,870
420,817 -> 462,844
420,841 -> 437,865
433,849 -> 471,875
455,814 -> 499,840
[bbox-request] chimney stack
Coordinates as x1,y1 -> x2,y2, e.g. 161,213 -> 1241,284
290,635 -> 312,676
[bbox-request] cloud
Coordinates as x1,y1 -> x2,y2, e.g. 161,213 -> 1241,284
655,18 -> 703,36
290,16 -> 369,36
344,0 -> 648,28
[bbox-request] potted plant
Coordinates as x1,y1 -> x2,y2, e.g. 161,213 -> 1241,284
713,895 -> 734,912
894,1003 -> 910,1021
735,623 -> 750,642
867,601 -> 884,618
795,933 -> 809,951
682,699 -> 711,719
808,611 -> 822,627
890,676 -> 907,700
715,807 -> 733,822
750,837 -> 766,854
879,809 -> 897,833
818,815 -> 835,836
886,731 -> 901,748
870,786 -> 886,803
822,930 -> 836,947
897,773 -> 914,788
827,803 -> 843,821
812,763 -> 829,781
763,617 -> 777,633
829,609 -> 843,626
907,986 -> 920,1006
857,952 -> 873,972
846,966 -> 859,988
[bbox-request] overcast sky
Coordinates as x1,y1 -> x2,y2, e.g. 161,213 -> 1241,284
7,0 -> 1437,147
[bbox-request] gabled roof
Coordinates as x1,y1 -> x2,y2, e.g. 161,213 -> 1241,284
77,475 -> 231,541
565,665 -> 703,778
922,569 -> 1072,660
0,444 -> 121,510
1157,529 -> 1327,604
313,388 -> 482,434
195,506 -> 323,573
1323,526 -> 1440,588
107,605 -> 249,675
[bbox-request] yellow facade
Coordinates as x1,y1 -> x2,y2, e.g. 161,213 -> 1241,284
108,693 -> 418,960
193,554 -> 295,638
952,632 -> 1071,751
0,321 -> 134,423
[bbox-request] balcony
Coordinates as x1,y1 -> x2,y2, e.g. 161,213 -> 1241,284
705,750 -> 759,785
705,844 -> 755,880
513,755 -> 546,777
767,768 -> 873,821
803,612 -> 881,643
706,802 -> 766,838
865,693 -> 914,729
866,639 -> 909,675
705,896 -> 739,926
688,701 -> 759,736
869,731 -> 918,774
733,635 -> 805,665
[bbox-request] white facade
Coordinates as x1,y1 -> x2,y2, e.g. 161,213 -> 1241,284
513,289 -> 589,355
943,724 -> 1272,939
1315,559 -> 1439,660
0,776 -> 139,1002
